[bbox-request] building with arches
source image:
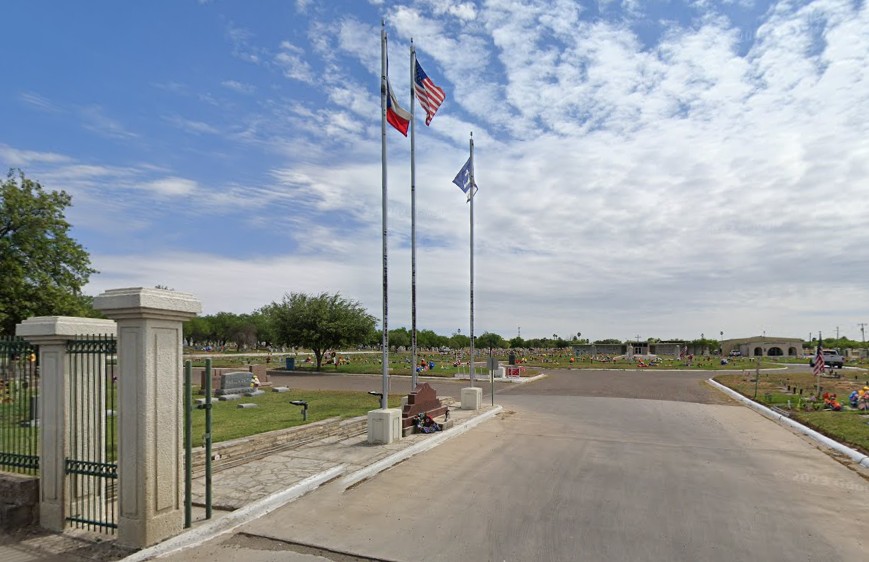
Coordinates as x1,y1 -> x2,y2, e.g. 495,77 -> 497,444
720,336 -> 805,357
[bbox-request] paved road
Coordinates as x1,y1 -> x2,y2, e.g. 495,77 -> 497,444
162,369 -> 868,561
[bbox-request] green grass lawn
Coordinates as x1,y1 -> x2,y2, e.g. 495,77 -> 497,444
1,387 -> 403,466
792,410 -> 869,456
190,389 -> 402,444
715,373 -> 869,456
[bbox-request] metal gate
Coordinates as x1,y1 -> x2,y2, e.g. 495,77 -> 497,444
65,335 -> 118,533
0,337 -> 39,475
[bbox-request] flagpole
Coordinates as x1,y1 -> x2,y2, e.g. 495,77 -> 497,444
816,331 -> 822,398
410,41 -> 418,390
379,21 -> 389,409
469,132 -> 475,387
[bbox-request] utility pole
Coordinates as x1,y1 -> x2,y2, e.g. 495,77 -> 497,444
836,326 -> 840,340
859,323 -> 867,359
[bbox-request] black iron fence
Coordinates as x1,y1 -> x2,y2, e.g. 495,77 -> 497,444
65,334 -> 118,533
0,336 -> 39,475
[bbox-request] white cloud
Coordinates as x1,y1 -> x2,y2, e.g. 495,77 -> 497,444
19,91 -> 60,112
275,41 -> 315,83
164,115 -> 220,135
221,80 -> 256,94
226,22 -> 264,64
9,0 -> 869,341
141,177 -> 199,197
79,105 -> 137,139
0,145 -> 72,167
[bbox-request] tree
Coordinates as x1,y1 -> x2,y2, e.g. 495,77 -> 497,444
417,329 -> 448,349
250,310 -> 275,348
267,292 -> 376,370
449,333 -> 470,349
183,315 -> 213,347
476,332 -> 506,349
388,327 -> 411,351
0,170 -> 96,335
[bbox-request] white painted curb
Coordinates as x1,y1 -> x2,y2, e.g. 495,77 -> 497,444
123,465 -> 345,561
490,373 -> 547,384
707,378 -> 869,469
451,374 -> 546,384
341,405 -> 503,490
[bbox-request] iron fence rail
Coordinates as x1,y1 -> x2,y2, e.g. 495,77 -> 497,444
65,334 -> 118,533
0,336 -> 39,475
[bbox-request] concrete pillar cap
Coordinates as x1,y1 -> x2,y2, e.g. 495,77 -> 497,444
16,316 -> 117,340
94,287 -> 201,321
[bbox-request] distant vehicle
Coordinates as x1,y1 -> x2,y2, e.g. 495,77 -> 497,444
809,349 -> 844,369
729,350 -> 742,357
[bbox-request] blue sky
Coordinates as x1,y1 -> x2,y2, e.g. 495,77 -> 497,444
2,0 -> 868,342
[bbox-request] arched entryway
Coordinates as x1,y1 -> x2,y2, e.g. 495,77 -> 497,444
754,347 -> 763,356
767,347 -> 783,356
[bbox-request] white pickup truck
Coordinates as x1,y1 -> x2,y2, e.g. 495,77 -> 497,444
809,349 -> 845,369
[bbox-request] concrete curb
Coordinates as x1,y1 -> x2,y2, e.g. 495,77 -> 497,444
707,378 -> 869,469
590,367 -> 791,373
123,465 -> 345,561
503,374 -> 547,384
340,405 -> 503,490
451,374 -> 546,384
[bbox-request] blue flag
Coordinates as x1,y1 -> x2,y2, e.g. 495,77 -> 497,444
452,157 -> 478,201
452,157 -> 472,193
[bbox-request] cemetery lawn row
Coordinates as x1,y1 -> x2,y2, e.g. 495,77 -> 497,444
715,373 -> 869,456
186,352 -> 779,373
192,388 -> 402,444
0,389 -> 399,458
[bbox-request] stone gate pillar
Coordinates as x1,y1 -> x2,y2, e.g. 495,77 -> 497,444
15,316 -> 117,531
93,288 -> 200,549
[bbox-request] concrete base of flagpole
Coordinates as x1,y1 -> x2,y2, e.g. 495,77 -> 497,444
367,408 -> 402,444
461,387 -> 482,410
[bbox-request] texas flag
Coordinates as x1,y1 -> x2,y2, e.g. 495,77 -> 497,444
386,79 -> 411,136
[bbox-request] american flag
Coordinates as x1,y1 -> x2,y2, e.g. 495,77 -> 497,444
414,58 -> 445,125
812,340 -> 825,377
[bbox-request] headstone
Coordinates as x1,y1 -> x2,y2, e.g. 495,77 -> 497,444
237,403 -> 258,409
272,386 -> 290,393
244,389 -> 265,397
215,372 -> 254,396
248,364 -> 270,385
508,351 -> 516,365
401,382 -> 447,429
